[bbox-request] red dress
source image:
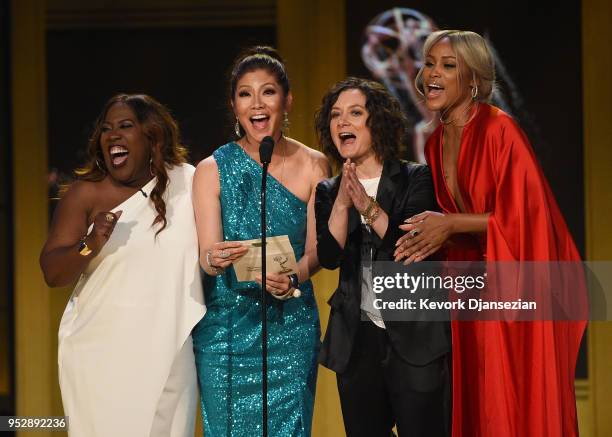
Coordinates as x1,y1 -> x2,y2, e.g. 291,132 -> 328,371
425,104 -> 586,437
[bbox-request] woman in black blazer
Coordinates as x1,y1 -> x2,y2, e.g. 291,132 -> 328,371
314,77 -> 450,437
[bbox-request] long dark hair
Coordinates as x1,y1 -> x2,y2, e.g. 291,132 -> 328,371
228,46 -> 290,137
76,94 -> 187,235
315,77 -> 406,168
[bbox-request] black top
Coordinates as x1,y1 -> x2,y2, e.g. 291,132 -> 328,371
315,159 -> 451,373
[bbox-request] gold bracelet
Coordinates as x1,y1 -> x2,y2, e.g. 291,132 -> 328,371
360,197 -> 381,225
359,196 -> 376,218
365,202 -> 381,225
78,235 -> 93,256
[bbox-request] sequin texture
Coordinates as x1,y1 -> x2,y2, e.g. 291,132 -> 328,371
193,143 -> 320,436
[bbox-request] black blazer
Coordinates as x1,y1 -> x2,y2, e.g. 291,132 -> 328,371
315,159 -> 451,374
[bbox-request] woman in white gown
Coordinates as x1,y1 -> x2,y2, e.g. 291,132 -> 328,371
40,94 -> 206,437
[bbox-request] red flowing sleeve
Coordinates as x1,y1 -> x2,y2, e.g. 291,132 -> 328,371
485,113 -> 581,263
474,112 -> 587,436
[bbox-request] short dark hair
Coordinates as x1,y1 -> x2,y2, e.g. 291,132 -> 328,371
315,77 -> 406,168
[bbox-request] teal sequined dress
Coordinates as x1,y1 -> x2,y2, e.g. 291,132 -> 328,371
193,142 -> 320,436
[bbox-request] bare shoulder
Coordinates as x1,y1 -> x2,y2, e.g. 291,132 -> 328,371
61,179 -> 99,207
286,137 -> 325,159
193,155 -> 220,194
286,137 -> 330,179
50,179 -> 100,230
194,155 -> 219,179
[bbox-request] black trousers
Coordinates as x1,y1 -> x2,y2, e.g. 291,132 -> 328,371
337,321 -> 450,437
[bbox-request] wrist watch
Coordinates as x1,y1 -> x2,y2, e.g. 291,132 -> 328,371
288,273 -> 299,290
78,236 -> 92,256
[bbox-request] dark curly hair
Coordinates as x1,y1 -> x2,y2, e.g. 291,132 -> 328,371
75,94 -> 187,235
228,46 -> 290,137
315,77 -> 406,168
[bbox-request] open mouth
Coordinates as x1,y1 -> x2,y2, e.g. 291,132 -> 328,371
109,145 -> 129,167
250,114 -> 270,130
339,132 -> 356,145
427,83 -> 444,98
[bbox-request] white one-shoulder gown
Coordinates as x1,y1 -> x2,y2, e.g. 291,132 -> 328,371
58,164 -> 206,437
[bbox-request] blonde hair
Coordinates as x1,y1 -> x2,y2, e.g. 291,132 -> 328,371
415,30 -> 496,102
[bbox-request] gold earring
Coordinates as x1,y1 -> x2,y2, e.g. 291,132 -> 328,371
471,85 -> 478,100
234,118 -> 241,137
282,112 -> 289,133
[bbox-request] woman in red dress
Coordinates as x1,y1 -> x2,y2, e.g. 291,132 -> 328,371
394,30 -> 586,436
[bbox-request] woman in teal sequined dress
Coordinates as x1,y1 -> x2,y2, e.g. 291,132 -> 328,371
191,46 -> 330,436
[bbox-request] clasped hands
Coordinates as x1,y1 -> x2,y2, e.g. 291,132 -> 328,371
393,211 -> 453,264
337,159 -> 376,214
207,241 -> 298,300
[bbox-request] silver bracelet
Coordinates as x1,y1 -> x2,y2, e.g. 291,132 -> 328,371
206,249 -> 224,275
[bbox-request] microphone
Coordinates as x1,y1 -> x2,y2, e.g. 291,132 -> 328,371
259,136 -> 275,164
258,134 -> 274,436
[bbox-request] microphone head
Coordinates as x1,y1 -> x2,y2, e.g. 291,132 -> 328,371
259,136 -> 275,164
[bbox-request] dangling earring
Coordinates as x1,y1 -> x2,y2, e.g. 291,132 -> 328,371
149,157 -> 154,176
282,111 -> 290,134
95,157 -> 106,173
471,85 -> 479,101
234,117 -> 242,137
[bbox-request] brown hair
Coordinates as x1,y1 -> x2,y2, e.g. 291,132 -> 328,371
76,94 -> 187,235
315,77 -> 406,168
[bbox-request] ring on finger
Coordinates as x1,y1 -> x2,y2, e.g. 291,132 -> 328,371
219,249 -> 230,259
105,213 -> 115,222
409,229 -> 420,237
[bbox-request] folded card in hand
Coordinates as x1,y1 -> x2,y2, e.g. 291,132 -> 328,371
233,235 -> 298,282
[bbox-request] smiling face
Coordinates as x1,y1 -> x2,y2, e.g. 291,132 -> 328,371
329,88 -> 375,164
232,68 -> 292,144
99,102 -> 152,186
422,37 -> 473,118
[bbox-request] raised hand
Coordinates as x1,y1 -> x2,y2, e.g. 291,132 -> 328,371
87,210 -> 123,254
344,161 -> 371,214
335,159 -> 354,210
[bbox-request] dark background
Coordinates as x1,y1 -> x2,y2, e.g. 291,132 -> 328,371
347,1 -> 584,256
47,26 -> 275,177
346,1 -> 586,377
0,0 -> 14,417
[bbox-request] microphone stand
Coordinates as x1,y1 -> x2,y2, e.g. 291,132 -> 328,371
258,135 -> 273,437
260,158 -> 270,437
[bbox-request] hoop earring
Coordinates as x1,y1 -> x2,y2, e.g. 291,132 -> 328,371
95,158 -> 106,173
149,157 -> 154,176
471,85 -> 478,100
234,118 -> 242,137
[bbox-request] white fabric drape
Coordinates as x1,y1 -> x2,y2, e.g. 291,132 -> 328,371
58,164 -> 206,437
